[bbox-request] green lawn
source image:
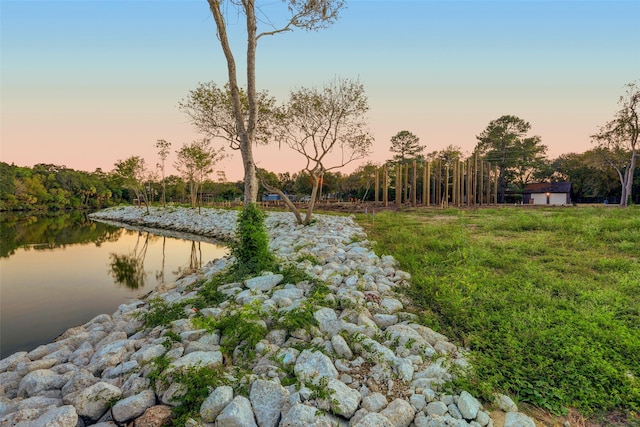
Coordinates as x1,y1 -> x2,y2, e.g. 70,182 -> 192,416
357,206 -> 639,420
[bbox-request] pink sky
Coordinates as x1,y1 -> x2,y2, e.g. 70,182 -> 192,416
2,1 -> 638,182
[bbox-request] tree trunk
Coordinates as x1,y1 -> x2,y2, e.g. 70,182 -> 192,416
622,150 -> 637,206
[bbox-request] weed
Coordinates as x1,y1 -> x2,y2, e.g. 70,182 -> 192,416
138,297 -> 190,328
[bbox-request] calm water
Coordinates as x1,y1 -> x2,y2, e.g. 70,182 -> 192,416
0,211 -> 228,359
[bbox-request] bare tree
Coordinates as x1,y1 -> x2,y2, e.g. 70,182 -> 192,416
264,77 -> 373,225
174,139 -> 225,213
155,139 -> 171,207
204,0 -> 345,205
592,81 -> 639,206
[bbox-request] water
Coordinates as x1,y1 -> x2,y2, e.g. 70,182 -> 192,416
0,211 -> 228,359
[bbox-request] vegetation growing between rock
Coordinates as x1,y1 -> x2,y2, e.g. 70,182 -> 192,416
230,203 -> 277,279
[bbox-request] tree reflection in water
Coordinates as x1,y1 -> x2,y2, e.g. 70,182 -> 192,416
108,231 -> 149,289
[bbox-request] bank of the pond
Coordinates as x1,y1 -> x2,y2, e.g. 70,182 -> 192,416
0,206 -> 534,427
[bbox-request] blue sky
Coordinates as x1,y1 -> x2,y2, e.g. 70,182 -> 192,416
1,0 -> 638,180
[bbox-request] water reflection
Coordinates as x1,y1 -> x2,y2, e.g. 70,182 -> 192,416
0,212 -> 228,358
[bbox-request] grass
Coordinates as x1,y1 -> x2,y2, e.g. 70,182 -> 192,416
358,206 -> 640,422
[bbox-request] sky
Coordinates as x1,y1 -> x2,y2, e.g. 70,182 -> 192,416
1,0 -> 639,182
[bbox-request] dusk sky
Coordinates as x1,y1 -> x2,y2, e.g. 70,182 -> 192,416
1,0 -> 639,182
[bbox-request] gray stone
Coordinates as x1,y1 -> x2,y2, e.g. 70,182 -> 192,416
89,339 -> 133,374
15,359 -> 58,376
409,393 -> 426,411
69,381 -> 122,420
448,403 -> 463,419
330,334 -> 353,359
61,369 -> 99,397
361,392 -> 388,412
326,378 -> 361,418
161,382 -> 188,406
103,360 -> 139,379
133,344 -> 167,363
294,350 -> 338,385
68,341 -> 94,366
457,391 -> 481,420
200,385 -> 234,422
426,401 -> 448,417
112,389 -> 156,423
494,394 -> 518,412
379,298 -> 403,314
372,314 -> 398,328
249,379 -> 288,427
0,371 -> 22,398
216,395 -> 257,427
29,405 -> 78,427
279,403 -> 341,427
353,412 -> 395,427
168,350 -> 223,372
245,274 -> 283,292
0,407 -> 51,426
0,352 -> 30,373
504,412 -> 536,427
475,410 -> 491,427
17,395 -> 63,410
379,398 -> 415,427
18,369 -> 68,398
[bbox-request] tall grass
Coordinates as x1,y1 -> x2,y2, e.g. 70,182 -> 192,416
359,206 -> 639,419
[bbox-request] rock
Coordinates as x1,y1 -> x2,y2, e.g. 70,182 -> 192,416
0,352 -> 30,373
353,412 -> 395,427
69,381 -> 122,421
111,389 -> 156,423
168,350 -> 223,372
279,403 -> 342,427
326,378 -> 361,418
379,398 -> 415,427
216,395 -> 257,427
29,405 -> 78,427
200,385 -> 234,422
495,394 -> 518,412
330,334 -> 353,359
426,401 -> 448,417
161,382 -> 187,406
18,369 -> 68,398
61,368 -> 99,396
294,350 -> 338,385
15,358 -> 58,376
0,371 -> 22,398
361,392 -> 388,412
504,412 -> 536,427
379,298 -> 403,314
457,391 -> 481,420
249,379 -> 288,427
245,274 -> 283,292
134,405 -> 174,427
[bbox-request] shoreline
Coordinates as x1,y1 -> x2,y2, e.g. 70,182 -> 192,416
0,206 -> 532,427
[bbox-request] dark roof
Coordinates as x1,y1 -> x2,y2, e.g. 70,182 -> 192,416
522,182 -> 572,194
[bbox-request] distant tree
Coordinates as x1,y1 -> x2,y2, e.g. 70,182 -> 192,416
591,81 -> 639,206
174,139 -> 225,213
266,77 -> 374,224
113,156 -> 151,213
390,130 -> 424,163
201,1 -> 345,205
155,139 -> 172,207
475,115 -> 547,202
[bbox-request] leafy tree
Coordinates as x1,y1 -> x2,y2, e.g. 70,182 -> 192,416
113,156 -> 152,213
591,81 -> 639,206
174,139 -> 225,213
475,115 -> 547,202
390,130 -> 424,163
155,139 -> 172,207
267,77 -> 373,224
203,0 -> 345,205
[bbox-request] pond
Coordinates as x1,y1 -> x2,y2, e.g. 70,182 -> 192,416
0,211 -> 228,359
